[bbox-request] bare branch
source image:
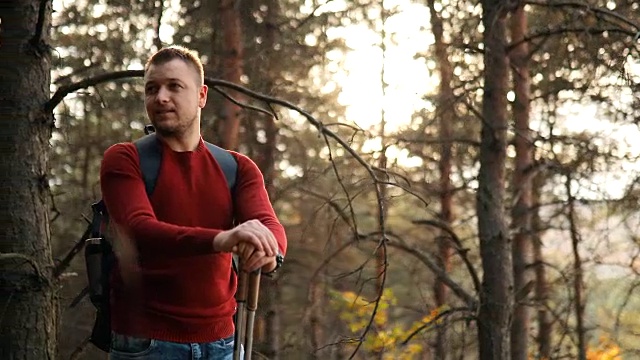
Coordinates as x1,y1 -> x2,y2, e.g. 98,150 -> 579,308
525,0 -> 640,32
153,0 -> 164,49
46,70 -> 144,112
305,232 -> 476,306
53,62 -> 103,85
68,286 -> 89,309
401,307 -> 473,345
49,189 -> 61,223
376,234 -> 477,307
298,187 -> 355,229
508,26 -> 636,52
53,225 -> 90,279
290,0 -> 335,30
613,279 -> 640,336
412,219 -> 482,294
68,336 -> 90,360
318,131 -> 388,360
394,136 -> 480,148
375,180 -> 431,208
320,134 -> 363,239
211,86 -> 276,118
322,122 -> 365,133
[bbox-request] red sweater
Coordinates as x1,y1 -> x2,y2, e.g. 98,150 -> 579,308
99,136 -> 287,343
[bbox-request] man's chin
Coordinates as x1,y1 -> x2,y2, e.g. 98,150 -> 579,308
148,116 -> 195,137
149,122 -> 178,136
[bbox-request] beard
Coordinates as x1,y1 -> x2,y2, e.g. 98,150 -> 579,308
150,112 -> 197,138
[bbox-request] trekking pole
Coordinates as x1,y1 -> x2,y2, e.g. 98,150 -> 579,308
244,268 -> 261,359
234,267 -> 247,360
233,261 -> 262,360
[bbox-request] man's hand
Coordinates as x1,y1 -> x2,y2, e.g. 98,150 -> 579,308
110,223 -> 142,290
236,242 -> 277,273
213,219 -> 278,258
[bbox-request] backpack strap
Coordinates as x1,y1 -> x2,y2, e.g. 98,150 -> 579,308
134,134 -> 163,196
204,141 -> 237,193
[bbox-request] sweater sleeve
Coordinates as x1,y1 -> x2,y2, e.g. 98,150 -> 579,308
232,153 -> 288,256
100,143 -> 221,255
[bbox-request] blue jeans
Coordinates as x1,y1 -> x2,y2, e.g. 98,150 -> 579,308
108,332 -> 244,360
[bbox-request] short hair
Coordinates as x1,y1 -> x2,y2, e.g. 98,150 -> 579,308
144,46 -> 204,84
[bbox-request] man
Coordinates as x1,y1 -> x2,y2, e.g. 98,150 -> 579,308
99,45 -> 287,360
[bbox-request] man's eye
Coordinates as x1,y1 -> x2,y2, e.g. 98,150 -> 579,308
145,87 -> 157,94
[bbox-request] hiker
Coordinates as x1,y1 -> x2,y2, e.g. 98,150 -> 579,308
99,45 -> 287,360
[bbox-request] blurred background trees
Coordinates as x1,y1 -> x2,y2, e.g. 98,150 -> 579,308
1,0 -> 639,358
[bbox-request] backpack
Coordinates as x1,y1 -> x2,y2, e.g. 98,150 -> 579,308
81,125 -> 238,352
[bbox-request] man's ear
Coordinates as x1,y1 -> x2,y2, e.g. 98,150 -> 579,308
199,84 -> 208,108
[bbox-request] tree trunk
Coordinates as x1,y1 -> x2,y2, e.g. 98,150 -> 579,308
532,175 -> 552,358
509,5 -> 533,360
566,173 -> 586,360
307,277 -> 326,359
0,1 -> 59,359
476,0 -> 513,358
251,116 -> 281,360
218,0 -> 244,150
376,0 -> 389,300
427,0 -> 455,358
255,113 -> 280,359
255,1 -> 281,358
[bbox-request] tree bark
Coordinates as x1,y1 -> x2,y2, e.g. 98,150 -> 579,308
476,0 -> 513,358
427,0 -> 456,358
218,0 -> 245,150
509,5 -> 534,360
0,1 -> 59,359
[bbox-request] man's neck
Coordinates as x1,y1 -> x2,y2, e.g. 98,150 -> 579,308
156,129 -> 201,152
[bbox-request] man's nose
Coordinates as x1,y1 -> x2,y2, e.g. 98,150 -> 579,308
156,87 -> 170,103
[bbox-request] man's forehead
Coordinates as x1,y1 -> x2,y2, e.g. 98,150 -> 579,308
144,76 -> 185,84
145,60 -> 199,83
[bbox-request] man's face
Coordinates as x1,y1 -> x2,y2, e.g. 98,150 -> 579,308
144,59 -> 207,137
